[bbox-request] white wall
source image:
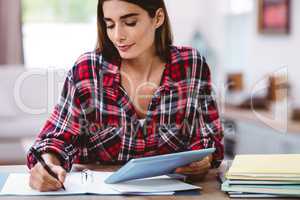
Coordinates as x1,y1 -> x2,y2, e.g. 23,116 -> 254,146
165,0 -> 203,45
165,0 -> 227,90
186,0 -> 300,99
245,0 -> 300,101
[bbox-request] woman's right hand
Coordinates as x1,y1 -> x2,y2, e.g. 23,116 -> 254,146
29,153 -> 66,192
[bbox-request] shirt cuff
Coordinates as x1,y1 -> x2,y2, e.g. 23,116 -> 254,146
26,138 -> 73,172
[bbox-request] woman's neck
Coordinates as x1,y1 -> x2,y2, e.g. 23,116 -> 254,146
121,47 -> 159,80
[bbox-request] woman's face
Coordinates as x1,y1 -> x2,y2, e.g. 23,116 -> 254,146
103,0 -> 163,59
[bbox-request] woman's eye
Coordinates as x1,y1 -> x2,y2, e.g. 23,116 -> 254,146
105,23 -> 115,29
106,25 -> 114,29
125,21 -> 137,27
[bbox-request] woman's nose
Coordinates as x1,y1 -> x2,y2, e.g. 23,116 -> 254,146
114,24 -> 126,43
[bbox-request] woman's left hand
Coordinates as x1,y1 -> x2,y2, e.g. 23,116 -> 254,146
174,155 -> 213,179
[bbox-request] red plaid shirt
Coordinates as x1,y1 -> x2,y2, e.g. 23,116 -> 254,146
27,46 -> 224,171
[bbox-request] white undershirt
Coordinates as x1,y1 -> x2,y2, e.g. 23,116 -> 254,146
138,118 -> 146,126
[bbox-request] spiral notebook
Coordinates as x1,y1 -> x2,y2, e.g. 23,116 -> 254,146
0,171 -> 199,196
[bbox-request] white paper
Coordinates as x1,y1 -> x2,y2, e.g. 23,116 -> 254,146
85,171 -> 120,195
0,172 -> 194,196
109,176 -> 200,193
0,173 -> 85,195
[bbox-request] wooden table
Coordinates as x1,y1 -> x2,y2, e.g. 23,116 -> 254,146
0,164 -> 231,200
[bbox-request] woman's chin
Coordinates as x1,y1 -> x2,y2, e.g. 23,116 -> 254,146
119,52 -> 137,60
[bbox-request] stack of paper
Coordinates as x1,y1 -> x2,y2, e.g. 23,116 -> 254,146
221,154 -> 300,198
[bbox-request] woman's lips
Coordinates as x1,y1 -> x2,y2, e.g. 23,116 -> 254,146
117,44 -> 134,52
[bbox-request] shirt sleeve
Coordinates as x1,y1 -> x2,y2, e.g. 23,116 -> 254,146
184,49 -> 224,168
27,70 -> 83,171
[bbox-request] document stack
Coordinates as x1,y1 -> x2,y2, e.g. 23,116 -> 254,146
221,154 -> 300,198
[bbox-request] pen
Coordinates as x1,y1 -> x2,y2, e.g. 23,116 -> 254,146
30,147 -> 66,190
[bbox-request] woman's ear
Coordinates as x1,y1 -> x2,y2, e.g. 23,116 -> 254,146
154,8 -> 165,29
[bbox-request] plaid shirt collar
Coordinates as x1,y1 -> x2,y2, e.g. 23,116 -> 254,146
100,46 -> 186,92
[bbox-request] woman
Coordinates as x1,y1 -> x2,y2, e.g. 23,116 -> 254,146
27,0 -> 224,191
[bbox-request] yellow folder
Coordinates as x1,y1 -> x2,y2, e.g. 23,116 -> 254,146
226,154 -> 300,181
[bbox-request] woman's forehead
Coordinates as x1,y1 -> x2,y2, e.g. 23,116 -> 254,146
103,1 -> 145,19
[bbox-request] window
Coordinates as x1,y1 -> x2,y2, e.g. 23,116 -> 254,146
229,0 -> 254,15
22,0 -> 97,69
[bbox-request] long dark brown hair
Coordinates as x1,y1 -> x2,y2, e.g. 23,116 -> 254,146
96,0 -> 173,62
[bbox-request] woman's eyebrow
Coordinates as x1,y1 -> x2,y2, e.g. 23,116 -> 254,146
104,13 -> 139,22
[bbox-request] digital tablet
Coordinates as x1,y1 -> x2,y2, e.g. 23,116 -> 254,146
105,148 -> 215,184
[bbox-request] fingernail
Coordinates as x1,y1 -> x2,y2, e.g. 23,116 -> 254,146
191,163 -> 197,167
56,183 -> 61,187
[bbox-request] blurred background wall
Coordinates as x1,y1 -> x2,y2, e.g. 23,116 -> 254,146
0,0 -> 23,64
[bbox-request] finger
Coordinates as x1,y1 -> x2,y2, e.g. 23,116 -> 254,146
175,167 -> 184,173
187,162 -> 208,171
37,165 -> 62,188
190,156 -> 211,167
190,157 -> 212,168
193,161 -> 211,171
176,166 -> 199,173
175,155 -> 212,174
39,180 -> 61,192
39,163 -> 64,183
31,170 -> 61,191
181,167 -> 209,175
175,166 -> 194,173
190,161 -> 204,167
29,170 -> 41,190
51,165 -> 66,183
192,160 -> 210,169
30,166 -> 46,189
176,161 -> 205,173
38,182 -> 61,192
195,165 -> 210,174
176,162 -> 211,174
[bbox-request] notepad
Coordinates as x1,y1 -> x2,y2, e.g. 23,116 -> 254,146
0,171 -> 200,196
